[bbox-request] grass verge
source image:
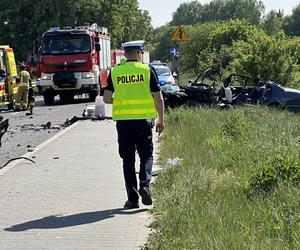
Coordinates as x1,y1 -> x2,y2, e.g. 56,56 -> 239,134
145,106 -> 300,250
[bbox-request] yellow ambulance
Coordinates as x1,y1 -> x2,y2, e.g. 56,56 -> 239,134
0,46 -> 18,109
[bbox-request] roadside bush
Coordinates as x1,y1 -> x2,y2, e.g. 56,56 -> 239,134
152,19 -> 300,88
246,156 -> 300,196
222,110 -> 251,138
179,22 -> 219,73
262,184 -> 300,244
230,32 -> 300,87
181,19 -> 258,75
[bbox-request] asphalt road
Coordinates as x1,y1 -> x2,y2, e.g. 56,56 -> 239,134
0,95 -> 95,168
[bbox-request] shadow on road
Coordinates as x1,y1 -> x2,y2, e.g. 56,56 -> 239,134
4,208 -> 148,231
1,96 -> 93,111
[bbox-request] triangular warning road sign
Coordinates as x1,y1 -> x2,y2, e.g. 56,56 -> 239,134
171,26 -> 189,41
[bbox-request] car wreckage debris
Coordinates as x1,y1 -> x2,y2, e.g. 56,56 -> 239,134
64,115 -> 112,126
20,123 -> 63,131
163,70 -> 300,112
0,157 -> 36,170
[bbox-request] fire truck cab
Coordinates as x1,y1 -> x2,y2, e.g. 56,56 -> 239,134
0,46 -> 18,109
38,23 -> 111,105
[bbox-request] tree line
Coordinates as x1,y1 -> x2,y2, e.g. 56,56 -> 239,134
169,0 -> 300,36
1,0 -> 300,87
150,0 -> 300,87
0,0 -> 152,59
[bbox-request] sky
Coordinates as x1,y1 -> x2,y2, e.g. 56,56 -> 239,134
138,0 -> 300,28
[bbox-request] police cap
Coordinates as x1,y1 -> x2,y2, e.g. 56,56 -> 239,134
122,40 -> 145,51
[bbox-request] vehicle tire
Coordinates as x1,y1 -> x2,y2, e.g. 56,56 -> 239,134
100,87 -> 105,96
43,91 -> 55,105
7,102 -> 14,110
59,93 -> 74,104
162,92 -> 170,109
89,90 -> 98,102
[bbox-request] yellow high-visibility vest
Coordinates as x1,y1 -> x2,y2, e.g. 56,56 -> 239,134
111,61 -> 157,120
19,70 -> 30,87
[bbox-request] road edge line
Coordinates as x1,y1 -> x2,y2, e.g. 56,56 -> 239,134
0,121 -> 80,175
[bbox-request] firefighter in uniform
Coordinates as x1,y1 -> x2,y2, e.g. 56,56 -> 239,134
104,40 -> 165,209
15,64 -> 31,111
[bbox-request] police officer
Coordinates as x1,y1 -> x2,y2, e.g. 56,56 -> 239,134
104,40 -> 164,209
15,64 -> 31,111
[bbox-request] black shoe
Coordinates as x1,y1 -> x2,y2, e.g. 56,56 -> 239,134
138,186 -> 152,205
123,200 -> 139,209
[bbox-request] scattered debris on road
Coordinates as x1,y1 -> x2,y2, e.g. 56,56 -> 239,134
64,115 -> 112,126
0,157 -> 36,170
43,121 -> 52,129
19,123 -> 64,131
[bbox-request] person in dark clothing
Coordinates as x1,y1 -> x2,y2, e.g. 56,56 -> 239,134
26,81 -> 35,115
103,40 -> 164,209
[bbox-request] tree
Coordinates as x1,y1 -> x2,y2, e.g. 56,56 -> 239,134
170,1 -> 203,26
0,0 -> 152,60
230,33 -> 300,87
179,19 -> 260,74
100,0 -> 152,48
178,19 -> 300,87
179,22 -> 217,73
262,10 -> 284,35
283,4 -> 300,36
170,0 -> 265,26
203,0 -> 264,25
150,25 -> 178,61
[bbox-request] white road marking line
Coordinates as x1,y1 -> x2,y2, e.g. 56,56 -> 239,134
0,121 -> 80,175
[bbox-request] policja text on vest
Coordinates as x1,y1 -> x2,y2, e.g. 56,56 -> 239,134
117,74 -> 145,84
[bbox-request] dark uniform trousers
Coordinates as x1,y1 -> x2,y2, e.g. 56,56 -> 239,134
116,120 -> 153,203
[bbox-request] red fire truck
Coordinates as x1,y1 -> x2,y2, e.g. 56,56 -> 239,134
25,50 -> 39,76
37,23 -> 111,104
111,50 -> 126,66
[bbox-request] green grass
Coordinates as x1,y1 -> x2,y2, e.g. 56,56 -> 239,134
145,106 -> 300,250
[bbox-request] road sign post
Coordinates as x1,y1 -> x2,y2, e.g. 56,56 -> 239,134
169,47 -> 178,80
177,43 -> 181,86
171,26 -> 188,85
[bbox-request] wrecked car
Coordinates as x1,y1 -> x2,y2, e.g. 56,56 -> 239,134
181,68 -> 217,106
218,74 -> 300,111
162,68 -> 217,108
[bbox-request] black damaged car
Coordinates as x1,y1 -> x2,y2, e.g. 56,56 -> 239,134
162,68 -> 217,108
218,74 -> 300,111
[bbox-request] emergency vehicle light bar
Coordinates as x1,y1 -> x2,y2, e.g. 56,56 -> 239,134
47,24 -> 109,35
75,24 -> 101,33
